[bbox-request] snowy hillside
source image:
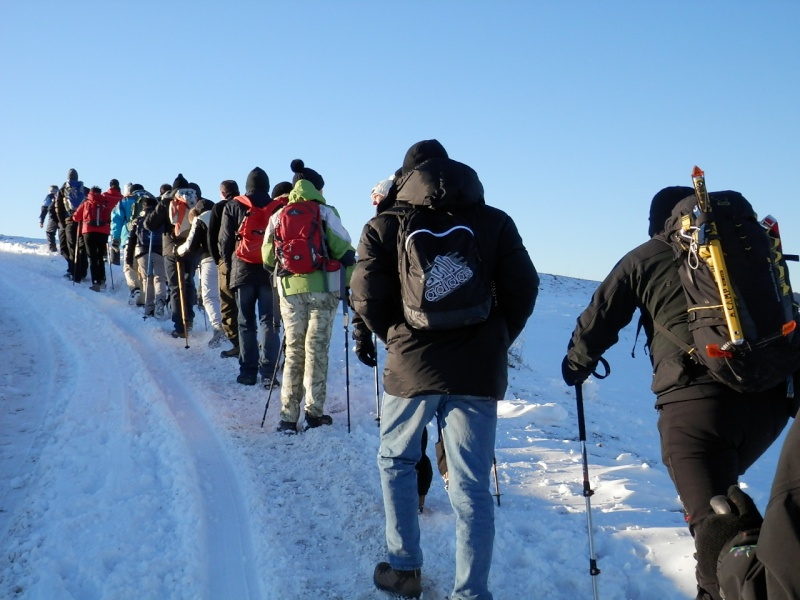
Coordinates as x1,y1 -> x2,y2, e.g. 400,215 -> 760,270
0,235 -> 789,600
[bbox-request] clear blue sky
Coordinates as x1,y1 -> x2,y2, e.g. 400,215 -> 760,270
2,0 -> 798,282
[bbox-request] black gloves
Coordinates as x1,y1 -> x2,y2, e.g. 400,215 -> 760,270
352,322 -> 377,367
562,356 -> 591,387
694,486 -> 763,591
110,239 -> 121,266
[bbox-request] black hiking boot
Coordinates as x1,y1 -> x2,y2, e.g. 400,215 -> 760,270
304,412 -> 333,430
277,421 -> 297,434
236,373 -> 258,386
373,562 -> 422,599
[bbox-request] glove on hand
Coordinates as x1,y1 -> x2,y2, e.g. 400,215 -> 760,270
694,486 -> 763,589
352,321 -> 377,367
561,356 -> 591,387
109,239 -> 121,266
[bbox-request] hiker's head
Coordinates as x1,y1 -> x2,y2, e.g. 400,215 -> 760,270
371,177 -> 394,206
188,182 -> 202,200
290,159 -> 324,192
271,181 -> 293,200
246,167 -> 270,195
49,185 -> 58,193
648,186 -> 695,237
402,139 -> 448,174
67,168 -> 79,182
109,179 -> 120,190
220,179 -> 240,199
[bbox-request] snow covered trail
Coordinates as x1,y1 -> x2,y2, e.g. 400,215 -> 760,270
0,246 -> 261,599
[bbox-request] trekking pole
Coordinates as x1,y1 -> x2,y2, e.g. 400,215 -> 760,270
72,222 -> 79,285
374,333 -> 381,423
106,242 -> 115,290
175,257 -> 189,349
492,456 -> 501,506
261,334 -> 285,427
143,233 -> 154,320
340,268 -> 351,434
574,357 -> 609,600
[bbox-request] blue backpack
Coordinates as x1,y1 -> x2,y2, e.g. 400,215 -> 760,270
64,180 -> 85,215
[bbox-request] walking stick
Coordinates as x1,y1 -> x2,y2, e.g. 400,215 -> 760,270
175,257 -> 189,349
143,232 -> 154,320
374,333 -> 381,423
492,456 -> 501,506
573,357 -> 609,600
261,335 -> 286,427
106,241 -> 115,290
340,269 -> 351,434
72,221 -> 79,285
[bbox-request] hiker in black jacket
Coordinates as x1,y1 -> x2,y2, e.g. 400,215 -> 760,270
562,186 -> 796,600
39,185 -> 59,253
351,139 -> 538,600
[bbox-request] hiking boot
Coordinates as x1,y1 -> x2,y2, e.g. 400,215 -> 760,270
236,373 -> 258,386
220,345 -> 239,359
262,374 -> 280,388
208,328 -> 226,348
129,288 -> 141,306
418,496 -> 426,514
304,412 -> 333,430
154,299 -> 167,320
373,562 -> 422,599
90,283 -> 105,292
277,421 -> 297,434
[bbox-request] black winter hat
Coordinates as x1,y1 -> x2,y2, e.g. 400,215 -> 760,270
648,186 -> 695,237
246,167 -> 270,195
172,173 -> 189,190
130,183 -> 145,193
160,183 -> 173,195
290,159 -> 325,191
271,181 -> 293,199
402,139 -> 449,174
68,168 -> 79,182
109,179 -> 120,189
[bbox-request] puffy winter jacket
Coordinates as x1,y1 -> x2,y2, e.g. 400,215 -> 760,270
350,148 -> 538,400
262,179 -> 355,296
110,194 -> 140,247
72,190 -> 120,235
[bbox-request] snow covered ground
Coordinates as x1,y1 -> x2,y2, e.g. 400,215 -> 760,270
0,235 -> 790,599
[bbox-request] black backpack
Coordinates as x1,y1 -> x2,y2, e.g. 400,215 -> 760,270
661,188 -> 800,393
395,206 -> 495,331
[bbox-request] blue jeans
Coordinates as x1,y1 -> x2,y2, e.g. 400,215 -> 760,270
378,394 -> 497,600
235,283 -> 279,378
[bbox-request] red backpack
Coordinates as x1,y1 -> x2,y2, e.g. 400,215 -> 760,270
234,195 -> 284,264
274,201 -> 333,275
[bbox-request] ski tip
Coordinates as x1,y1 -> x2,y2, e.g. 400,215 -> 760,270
692,165 -> 704,178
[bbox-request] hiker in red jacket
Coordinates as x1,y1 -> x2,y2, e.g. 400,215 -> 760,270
72,180 -> 122,291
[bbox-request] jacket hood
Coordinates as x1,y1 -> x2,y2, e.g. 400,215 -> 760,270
402,139 -> 449,174
194,198 -> 214,215
289,179 -> 326,205
67,168 -> 79,182
246,167 -> 270,195
648,186 -> 695,237
395,156 -> 484,210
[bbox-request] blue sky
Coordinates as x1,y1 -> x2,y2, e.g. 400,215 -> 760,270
2,0 -> 798,282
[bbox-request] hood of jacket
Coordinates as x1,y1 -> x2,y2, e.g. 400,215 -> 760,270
288,179 -> 327,205
395,156 -> 484,211
246,167 -> 270,195
67,168 -> 79,183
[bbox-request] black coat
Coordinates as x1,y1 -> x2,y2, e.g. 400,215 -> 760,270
565,236 -> 732,405
350,156 -> 538,400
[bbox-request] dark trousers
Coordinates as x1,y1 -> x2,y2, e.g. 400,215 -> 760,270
658,389 -> 792,600
46,218 -> 58,252
235,283 -> 280,378
218,261 -> 239,346
83,232 -> 108,285
65,221 -> 88,282
164,251 -> 200,333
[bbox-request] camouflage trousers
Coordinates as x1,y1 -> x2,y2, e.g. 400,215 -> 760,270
279,291 -> 339,423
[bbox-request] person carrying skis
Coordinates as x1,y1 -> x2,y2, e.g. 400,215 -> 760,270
39,185 -> 59,253
350,140 -> 538,600
262,160 -> 355,431
561,186 -> 796,600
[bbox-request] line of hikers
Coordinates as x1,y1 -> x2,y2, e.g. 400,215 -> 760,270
42,140 -> 800,600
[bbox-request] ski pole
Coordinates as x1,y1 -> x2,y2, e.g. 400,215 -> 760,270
72,221 -> 79,285
341,268 -> 351,434
575,381 -> 601,600
492,456 -> 501,507
175,257 -> 189,349
261,334 -> 285,428
106,241 -> 115,290
143,232 -> 154,320
374,333 -> 381,423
